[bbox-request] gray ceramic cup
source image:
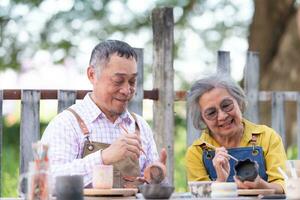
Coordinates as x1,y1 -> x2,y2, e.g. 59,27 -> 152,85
55,175 -> 83,200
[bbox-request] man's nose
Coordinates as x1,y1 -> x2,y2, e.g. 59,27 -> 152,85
120,83 -> 133,95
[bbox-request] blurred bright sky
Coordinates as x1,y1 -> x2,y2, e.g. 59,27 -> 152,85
0,0 -> 253,91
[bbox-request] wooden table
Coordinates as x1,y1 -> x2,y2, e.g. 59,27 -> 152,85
0,193 -> 262,200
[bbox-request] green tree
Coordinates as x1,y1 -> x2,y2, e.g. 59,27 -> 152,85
0,0 -> 248,72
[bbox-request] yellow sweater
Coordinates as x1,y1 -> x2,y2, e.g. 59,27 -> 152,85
185,118 -> 287,189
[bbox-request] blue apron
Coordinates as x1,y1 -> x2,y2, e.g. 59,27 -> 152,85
201,138 -> 268,182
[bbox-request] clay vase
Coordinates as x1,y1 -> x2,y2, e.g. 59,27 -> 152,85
234,158 -> 259,182
144,162 -> 166,184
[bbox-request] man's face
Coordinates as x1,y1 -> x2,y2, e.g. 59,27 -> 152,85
88,53 -> 137,121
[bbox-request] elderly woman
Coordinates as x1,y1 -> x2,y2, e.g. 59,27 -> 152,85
185,74 -> 286,194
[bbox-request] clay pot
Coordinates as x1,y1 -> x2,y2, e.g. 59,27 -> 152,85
144,162 -> 166,184
234,158 -> 259,182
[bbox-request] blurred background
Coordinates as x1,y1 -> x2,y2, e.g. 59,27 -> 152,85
1,0 -> 300,196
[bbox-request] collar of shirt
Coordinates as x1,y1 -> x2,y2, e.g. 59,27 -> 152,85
82,93 -> 134,127
193,118 -> 264,147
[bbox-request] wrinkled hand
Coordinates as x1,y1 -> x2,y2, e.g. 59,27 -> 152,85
159,148 -> 167,165
212,147 -> 230,182
101,133 -> 142,165
234,175 -> 262,189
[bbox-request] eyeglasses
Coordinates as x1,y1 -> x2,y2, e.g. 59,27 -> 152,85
202,98 -> 235,121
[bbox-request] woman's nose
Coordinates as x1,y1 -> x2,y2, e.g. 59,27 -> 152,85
217,109 -> 229,120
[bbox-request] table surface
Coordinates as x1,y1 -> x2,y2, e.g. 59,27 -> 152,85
0,193 -> 266,200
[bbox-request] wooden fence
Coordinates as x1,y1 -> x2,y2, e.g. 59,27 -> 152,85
1,7 -> 300,197
186,51 -> 300,151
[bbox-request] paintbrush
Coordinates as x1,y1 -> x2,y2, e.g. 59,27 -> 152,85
119,123 -> 148,159
203,141 -> 239,162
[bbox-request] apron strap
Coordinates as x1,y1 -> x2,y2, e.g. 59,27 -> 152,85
250,133 -> 260,146
130,112 -> 140,131
67,108 -> 95,152
199,143 -> 209,151
67,109 -> 140,152
250,133 -> 260,153
67,108 -> 90,136
250,133 -> 258,144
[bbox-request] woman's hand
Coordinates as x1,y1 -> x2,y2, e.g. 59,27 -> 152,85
234,175 -> 262,189
234,175 -> 284,194
212,147 -> 230,182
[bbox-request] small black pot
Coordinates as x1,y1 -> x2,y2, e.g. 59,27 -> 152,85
234,159 -> 259,182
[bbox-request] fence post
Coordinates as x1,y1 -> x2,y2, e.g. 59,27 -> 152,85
128,48 -> 144,116
0,90 -> 2,197
152,7 -> 174,185
244,51 -> 260,123
296,93 -> 300,159
20,90 -> 41,192
272,92 -> 286,148
57,90 -> 77,113
217,51 -> 230,75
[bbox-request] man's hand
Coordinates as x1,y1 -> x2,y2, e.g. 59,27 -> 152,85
101,133 -> 142,165
212,147 -> 230,182
159,148 -> 167,165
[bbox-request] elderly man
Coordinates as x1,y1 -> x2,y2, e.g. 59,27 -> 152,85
42,40 -> 166,188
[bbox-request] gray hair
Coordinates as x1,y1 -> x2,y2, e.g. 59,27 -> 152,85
89,40 -> 137,75
188,74 -> 247,130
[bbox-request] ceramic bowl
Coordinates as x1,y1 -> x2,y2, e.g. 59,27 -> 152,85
188,181 -> 212,198
234,158 -> 259,182
139,184 -> 174,199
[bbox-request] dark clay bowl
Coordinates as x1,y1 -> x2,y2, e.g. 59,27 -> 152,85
139,184 -> 174,199
234,158 -> 259,182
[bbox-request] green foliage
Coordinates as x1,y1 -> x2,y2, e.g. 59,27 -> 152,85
2,120 -> 20,197
174,102 -> 188,192
1,120 -> 48,197
174,116 -> 187,191
287,145 -> 298,160
0,0 -> 247,71
2,146 -> 19,197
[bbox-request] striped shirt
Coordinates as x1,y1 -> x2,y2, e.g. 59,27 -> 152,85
41,93 -> 159,187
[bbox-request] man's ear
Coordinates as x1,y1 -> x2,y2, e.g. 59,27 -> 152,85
87,65 -> 96,82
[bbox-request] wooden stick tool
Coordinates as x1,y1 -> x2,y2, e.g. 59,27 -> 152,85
119,123 -> 148,160
203,141 -> 239,162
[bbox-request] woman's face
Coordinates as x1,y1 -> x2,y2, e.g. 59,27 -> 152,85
199,87 -> 243,138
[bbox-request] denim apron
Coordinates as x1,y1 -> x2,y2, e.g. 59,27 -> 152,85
201,134 -> 268,182
67,108 -> 141,188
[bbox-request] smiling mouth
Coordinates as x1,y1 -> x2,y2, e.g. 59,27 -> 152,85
219,118 -> 234,128
115,98 -> 129,103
